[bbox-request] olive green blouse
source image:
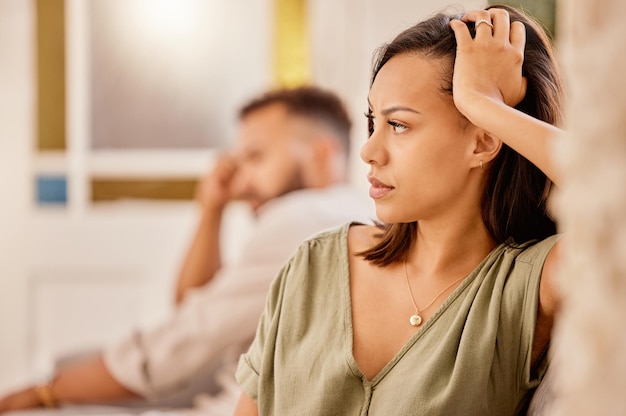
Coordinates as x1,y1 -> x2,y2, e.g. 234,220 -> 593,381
236,223 -> 558,415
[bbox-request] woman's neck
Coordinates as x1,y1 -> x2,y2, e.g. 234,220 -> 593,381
406,216 -> 497,279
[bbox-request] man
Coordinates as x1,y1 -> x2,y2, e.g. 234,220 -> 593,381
0,87 -> 373,414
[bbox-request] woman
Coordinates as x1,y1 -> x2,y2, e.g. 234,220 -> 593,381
235,5 -> 563,415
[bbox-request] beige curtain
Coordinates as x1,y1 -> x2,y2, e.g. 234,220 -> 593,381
550,0 -> 626,414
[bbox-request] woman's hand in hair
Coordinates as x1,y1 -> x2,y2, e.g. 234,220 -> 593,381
449,8 -> 527,122
450,8 -> 564,187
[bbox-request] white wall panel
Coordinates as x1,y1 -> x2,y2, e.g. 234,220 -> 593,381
0,0 -> 34,392
0,0 -> 486,395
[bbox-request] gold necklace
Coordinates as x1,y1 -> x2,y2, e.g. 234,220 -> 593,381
403,257 -> 467,327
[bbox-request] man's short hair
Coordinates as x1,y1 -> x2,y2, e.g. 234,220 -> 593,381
239,86 -> 352,155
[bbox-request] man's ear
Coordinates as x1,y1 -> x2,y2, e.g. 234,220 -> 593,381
309,136 -> 337,167
472,130 -> 502,169
300,135 -> 341,187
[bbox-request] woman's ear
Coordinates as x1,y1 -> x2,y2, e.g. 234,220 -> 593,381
472,130 -> 502,169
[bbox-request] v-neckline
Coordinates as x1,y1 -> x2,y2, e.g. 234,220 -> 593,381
341,223 -> 507,385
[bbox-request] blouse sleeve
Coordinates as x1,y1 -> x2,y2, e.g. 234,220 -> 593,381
235,255 -> 294,403
503,234 -> 560,390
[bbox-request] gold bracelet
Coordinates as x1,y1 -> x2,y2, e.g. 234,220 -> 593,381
33,379 -> 58,408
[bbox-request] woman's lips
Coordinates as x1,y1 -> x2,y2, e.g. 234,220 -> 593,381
368,176 -> 394,199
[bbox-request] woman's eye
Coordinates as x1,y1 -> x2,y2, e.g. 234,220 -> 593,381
388,120 -> 408,133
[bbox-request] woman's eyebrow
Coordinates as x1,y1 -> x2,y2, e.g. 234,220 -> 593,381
380,105 -> 421,116
367,98 -> 420,116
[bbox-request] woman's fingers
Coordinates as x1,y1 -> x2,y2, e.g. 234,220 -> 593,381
461,8 -> 518,44
459,8 -> 525,66
510,21 -> 527,55
449,18 -> 473,47
461,9 -> 491,24
462,9 -> 494,37
450,7 -> 528,108
489,8 -> 511,42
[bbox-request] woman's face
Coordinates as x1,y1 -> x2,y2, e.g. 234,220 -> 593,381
362,52 -> 479,224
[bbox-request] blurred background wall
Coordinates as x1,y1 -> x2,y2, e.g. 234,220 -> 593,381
5,0 -> 577,393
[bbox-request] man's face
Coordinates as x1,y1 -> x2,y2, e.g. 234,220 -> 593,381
231,103 -> 309,212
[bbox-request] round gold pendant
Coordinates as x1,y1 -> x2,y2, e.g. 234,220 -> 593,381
409,314 -> 422,327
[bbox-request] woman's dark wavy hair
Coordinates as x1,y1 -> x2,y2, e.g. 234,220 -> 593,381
360,4 -> 563,266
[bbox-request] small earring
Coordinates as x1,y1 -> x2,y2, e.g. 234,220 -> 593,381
479,160 -> 484,170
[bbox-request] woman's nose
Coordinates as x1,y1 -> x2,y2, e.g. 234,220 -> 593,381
360,129 -> 387,166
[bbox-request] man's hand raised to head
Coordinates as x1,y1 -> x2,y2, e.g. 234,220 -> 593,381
196,153 -> 239,213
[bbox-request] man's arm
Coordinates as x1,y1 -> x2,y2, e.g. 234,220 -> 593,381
174,155 -> 237,304
174,206 -> 223,304
0,354 -> 137,412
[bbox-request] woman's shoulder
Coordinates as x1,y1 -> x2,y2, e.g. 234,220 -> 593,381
297,221 -> 374,250
506,234 -> 561,265
273,223 -> 358,295
347,222 -> 381,255
284,222 -> 378,271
